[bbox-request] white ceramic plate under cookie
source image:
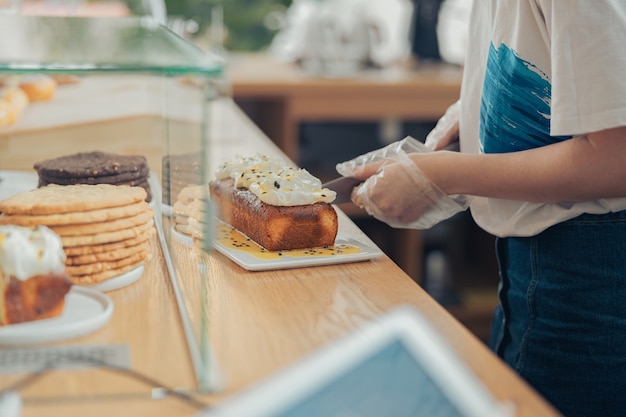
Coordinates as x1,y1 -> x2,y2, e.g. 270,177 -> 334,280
88,264 -> 145,292
212,222 -> 384,272
0,170 -> 38,201
0,287 -> 114,346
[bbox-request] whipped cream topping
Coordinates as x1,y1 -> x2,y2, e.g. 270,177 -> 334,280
0,225 -> 66,281
216,154 -> 336,206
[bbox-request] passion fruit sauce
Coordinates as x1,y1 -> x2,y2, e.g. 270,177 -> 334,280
217,223 -> 360,260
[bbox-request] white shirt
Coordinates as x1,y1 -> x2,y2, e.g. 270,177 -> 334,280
459,0 -> 626,237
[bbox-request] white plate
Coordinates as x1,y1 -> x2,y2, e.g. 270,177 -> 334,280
0,170 -> 38,201
171,225 -> 194,246
88,264 -> 145,292
213,223 -> 384,271
0,286 -> 114,346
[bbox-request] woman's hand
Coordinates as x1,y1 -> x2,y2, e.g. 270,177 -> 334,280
335,137 -> 470,229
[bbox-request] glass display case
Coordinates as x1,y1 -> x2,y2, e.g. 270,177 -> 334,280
0,14 -> 227,404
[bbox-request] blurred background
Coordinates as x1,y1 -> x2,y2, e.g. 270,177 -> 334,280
9,0 -> 496,343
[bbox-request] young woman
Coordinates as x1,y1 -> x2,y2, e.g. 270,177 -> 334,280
337,2 -> 626,416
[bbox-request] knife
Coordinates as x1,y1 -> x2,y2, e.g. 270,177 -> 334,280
322,176 -> 363,205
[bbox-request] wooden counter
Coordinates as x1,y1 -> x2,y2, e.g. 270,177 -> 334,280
0,94 -> 559,416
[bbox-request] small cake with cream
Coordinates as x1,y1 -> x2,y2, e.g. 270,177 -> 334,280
209,154 -> 338,251
0,225 -> 72,326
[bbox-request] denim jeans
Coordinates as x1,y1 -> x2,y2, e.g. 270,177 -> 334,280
489,210 -> 626,417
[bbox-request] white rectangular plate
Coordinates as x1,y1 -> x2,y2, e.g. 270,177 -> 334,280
213,230 -> 384,272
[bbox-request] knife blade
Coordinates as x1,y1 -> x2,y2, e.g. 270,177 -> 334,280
322,176 -> 363,205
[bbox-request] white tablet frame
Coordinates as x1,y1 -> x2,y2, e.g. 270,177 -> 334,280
198,306 -> 514,417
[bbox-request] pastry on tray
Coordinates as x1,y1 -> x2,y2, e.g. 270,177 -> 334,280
0,225 -> 72,326
15,74 -> 57,102
176,154 -> 339,252
0,184 -> 154,286
0,86 -> 29,128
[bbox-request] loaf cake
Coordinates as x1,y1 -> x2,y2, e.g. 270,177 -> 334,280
0,225 -> 72,326
209,155 -> 338,251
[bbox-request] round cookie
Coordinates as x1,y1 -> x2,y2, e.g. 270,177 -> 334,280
0,201 -> 151,226
0,184 -> 147,215
34,151 -> 148,178
65,248 -> 150,276
37,165 -> 149,185
70,260 -> 146,284
63,228 -> 155,256
65,241 -> 150,266
60,219 -> 154,247
49,209 -> 154,237
37,178 -> 152,203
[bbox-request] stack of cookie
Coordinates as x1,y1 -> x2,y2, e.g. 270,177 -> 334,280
162,152 -> 202,206
172,184 -> 211,243
34,151 -> 152,202
0,184 -> 154,286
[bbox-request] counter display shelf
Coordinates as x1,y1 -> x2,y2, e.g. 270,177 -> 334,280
0,14 -> 226,406
0,16 -> 561,417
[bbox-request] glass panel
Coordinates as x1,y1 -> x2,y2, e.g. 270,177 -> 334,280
0,14 -> 225,407
0,15 -> 223,74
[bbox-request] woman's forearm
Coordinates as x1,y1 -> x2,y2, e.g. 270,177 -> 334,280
418,126 -> 626,203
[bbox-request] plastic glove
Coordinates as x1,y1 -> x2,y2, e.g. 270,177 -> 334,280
424,100 -> 460,150
336,136 -> 470,229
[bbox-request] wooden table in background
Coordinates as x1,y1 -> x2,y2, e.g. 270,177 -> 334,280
228,53 -> 463,165
0,89 -> 559,416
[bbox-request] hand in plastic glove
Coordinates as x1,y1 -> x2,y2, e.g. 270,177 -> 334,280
424,100 -> 460,151
336,136 -> 470,229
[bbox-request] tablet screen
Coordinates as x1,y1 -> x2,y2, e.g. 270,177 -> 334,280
272,338 -> 466,417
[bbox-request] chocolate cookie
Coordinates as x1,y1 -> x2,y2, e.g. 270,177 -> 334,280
34,151 -> 148,178
37,165 -> 149,185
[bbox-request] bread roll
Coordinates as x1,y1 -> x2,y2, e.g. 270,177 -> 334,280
18,74 -> 57,101
0,86 -> 29,127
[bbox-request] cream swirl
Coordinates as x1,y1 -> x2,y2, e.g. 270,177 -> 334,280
215,154 -> 336,206
0,225 -> 66,281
